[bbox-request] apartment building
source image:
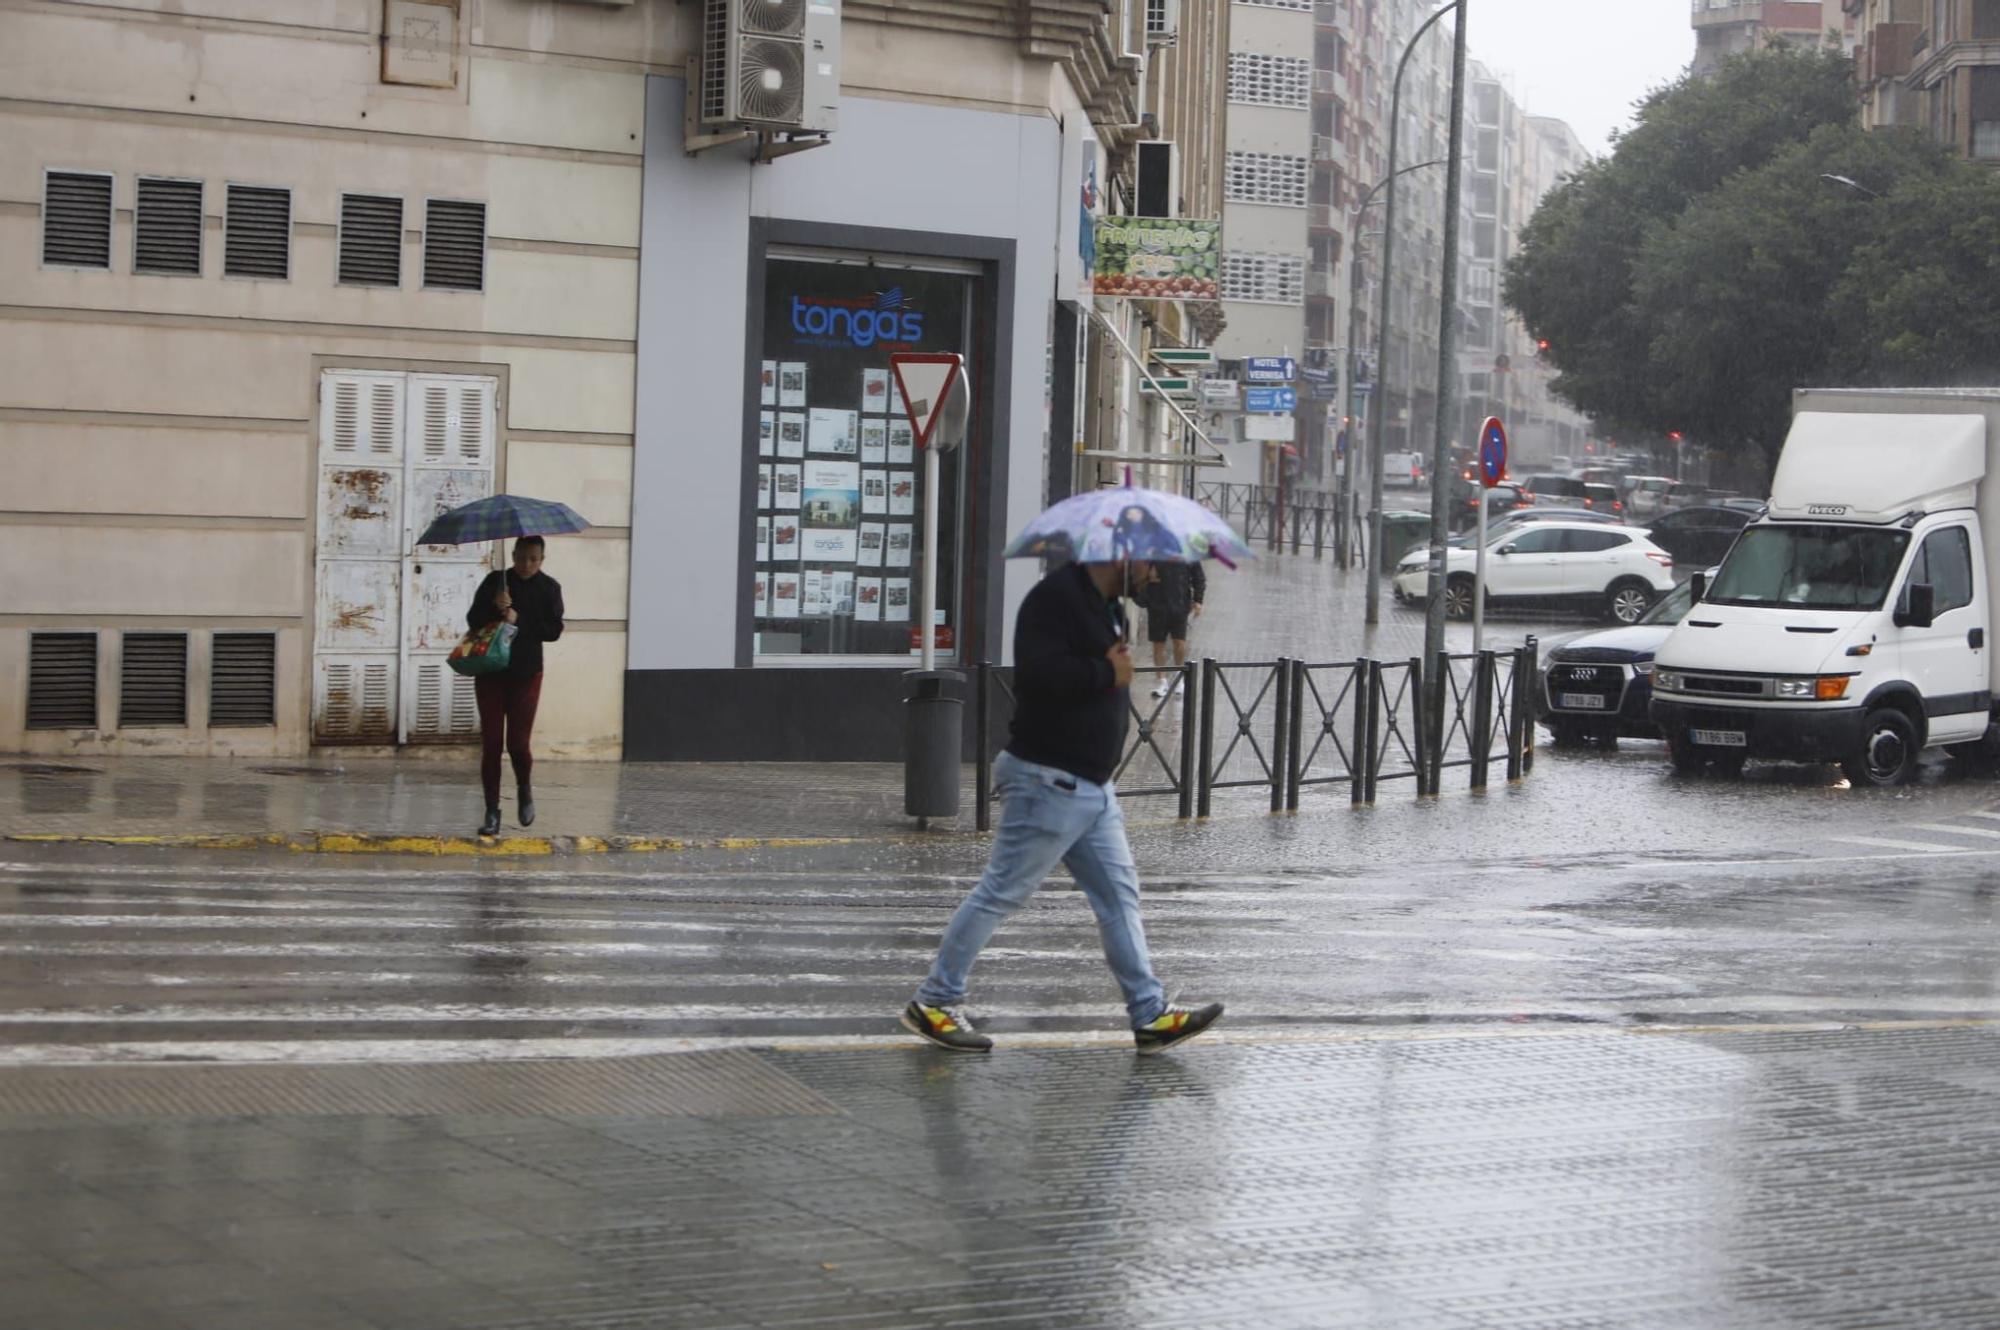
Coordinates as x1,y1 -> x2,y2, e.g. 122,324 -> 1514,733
6,0 -> 1232,763
1692,0 -> 1835,74
1853,0 -> 2000,161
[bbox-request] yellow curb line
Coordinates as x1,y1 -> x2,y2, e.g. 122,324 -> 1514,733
2,831 -> 867,857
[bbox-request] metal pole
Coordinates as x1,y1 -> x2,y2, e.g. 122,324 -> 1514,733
1177,660 -> 1197,820
921,443 -> 941,672
1198,658 -> 1217,818
1421,0 -> 1470,676
1350,658 -> 1368,807
1270,659 -> 1291,814
1287,658 -> 1306,811
1473,477 -> 1486,657
1366,2 -> 1460,627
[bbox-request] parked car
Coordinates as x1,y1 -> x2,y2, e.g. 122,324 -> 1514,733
1446,506 -> 1621,548
1580,482 -> 1625,518
1524,474 -> 1589,505
1717,496 -> 1770,515
1537,576 -> 1698,744
1624,475 -> 1678,520
1392,520 -> 1676,622
1382,451 -> 1426,487
1451,480 -> 1535,530
1578,467 -> 1625,489
1641,504 -> 1753,568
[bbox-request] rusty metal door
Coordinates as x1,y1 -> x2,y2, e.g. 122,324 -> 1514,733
312,370 -> 497,744
401,375 -> 496,743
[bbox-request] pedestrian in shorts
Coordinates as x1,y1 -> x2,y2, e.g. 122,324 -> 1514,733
1137,560 -> 1205,697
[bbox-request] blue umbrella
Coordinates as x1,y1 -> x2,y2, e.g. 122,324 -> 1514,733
1004,482 -> 1254,567
416,494 -> 590,547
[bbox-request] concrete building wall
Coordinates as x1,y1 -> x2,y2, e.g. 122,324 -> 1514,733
2,0 -> 653,758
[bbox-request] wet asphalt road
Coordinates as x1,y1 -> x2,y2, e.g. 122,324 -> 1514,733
2,738 -> 1996,1062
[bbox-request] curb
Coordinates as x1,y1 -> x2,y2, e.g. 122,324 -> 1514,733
2,831 -> 870,857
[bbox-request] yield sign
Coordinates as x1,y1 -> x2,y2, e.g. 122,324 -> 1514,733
890,352 -> 966,450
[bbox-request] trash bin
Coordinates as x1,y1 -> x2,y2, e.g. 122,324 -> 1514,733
1376,510 -> 1432,575
904,670 -> 964,821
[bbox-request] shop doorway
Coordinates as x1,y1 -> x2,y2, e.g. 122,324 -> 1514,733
312,369 -> 498,744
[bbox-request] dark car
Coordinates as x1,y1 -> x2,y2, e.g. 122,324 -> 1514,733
1640,504 -> 1752,569
1537,577 -> 1698,743
1524,474 -> 1588,504
1451,480 -> 1534,530
1580,482 -> 1625,519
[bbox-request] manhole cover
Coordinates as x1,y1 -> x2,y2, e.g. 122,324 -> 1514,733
2,763 -> 101,776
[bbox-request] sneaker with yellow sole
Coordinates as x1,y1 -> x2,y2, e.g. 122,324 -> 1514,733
901,1001 -> 994,1053
1133,1002 -> 1224,1055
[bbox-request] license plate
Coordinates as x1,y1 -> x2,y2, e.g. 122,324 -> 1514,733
1558,693 -> 1607,710
1689,728 -> 1747,747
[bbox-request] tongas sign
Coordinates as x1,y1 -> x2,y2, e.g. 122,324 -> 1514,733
790,288 -> 924,349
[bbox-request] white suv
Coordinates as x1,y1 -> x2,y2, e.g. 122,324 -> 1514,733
1392,521 -> 1677,623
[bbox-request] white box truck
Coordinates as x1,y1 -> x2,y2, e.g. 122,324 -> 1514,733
1651,388 -> 2000,785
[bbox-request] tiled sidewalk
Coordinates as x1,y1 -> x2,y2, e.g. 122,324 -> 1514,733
2,1025 -> 1996,1329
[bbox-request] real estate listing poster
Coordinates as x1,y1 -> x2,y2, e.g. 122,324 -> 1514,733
862,368 -> 890,414
884,577 -> 912,623
774,464 -> 802,511
854,577 -> 883,622
757,464 -> 772,511
887,523 -> 913,568
888,420 -> 914,464
803,569 -> 829,617
778,362 -> 807,408
857,522 -> 885,568
800,460 -> 860,563
756,517 -> 770,562
771,573 -> 801,619
771,516 -> 799,561
889,472 -> 915,516
759,411 -> 775,457
861,470 -> 888,516
809,407 -> 857,456
830,571 -> 855,617
777,412 -> 806,459
760,360 -> 777,407
860,418 -> 887,464
752,570 -> 769,617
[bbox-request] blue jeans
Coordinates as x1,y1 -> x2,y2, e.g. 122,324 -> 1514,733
917,751 -> 1167,1029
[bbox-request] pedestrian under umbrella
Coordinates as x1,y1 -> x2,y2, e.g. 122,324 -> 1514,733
902,481 -> 1250,1054
421,495 -> 586,836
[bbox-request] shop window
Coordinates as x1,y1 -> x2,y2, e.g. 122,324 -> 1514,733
753,254 -> 978,662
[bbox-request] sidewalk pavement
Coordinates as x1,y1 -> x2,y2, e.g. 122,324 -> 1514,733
0,756 -> 954,854
3,1024 -> 1996,1329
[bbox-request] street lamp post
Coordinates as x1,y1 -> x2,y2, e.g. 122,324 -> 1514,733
1419,0 -> 1470,680
1365,0 -> 1467,627
1340,163 -> 1444,573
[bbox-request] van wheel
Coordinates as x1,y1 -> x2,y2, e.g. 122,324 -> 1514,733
1444,574 -> 1475,620
1842,708 -> 1920,787
1605,579 -> 1654,625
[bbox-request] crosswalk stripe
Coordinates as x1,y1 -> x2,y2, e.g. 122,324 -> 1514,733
1909,822 -> 2000,840
1833,835 -> 1965,853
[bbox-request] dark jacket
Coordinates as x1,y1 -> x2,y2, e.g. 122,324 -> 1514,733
1005,563 -> 1128,786
1136,561 -> 1206,617
469,569 -> 565,678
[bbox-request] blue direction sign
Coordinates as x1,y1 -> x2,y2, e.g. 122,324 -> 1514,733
1245,386 -> 1297,413
1244,356 -> 1297,383
1479,415 -> 1509,487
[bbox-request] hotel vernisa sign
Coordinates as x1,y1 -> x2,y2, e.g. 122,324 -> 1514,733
1090,218 -> 1222,300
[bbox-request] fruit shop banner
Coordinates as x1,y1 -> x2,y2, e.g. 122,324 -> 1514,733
1091,218 -> 1221,300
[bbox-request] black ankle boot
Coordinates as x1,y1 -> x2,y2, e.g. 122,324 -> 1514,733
518,787 -> 536,828
478,807 -> 502,837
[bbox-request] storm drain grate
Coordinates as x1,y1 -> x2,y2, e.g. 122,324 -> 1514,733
0,1050 -> 842,1120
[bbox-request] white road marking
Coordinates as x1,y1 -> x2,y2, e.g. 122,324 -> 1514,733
1832,836 -> 1966,853
1910,822 -> 2000,840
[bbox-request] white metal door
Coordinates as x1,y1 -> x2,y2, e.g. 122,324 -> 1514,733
314,373 -> 405,742
312,370 -> 496,744
401,374 -> 496,743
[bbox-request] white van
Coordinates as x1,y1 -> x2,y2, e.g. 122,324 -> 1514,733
1651,388 -> 2000,784
1382,451 -> 1425,487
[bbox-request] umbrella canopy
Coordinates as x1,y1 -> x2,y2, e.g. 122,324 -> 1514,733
416,494 -> 590,547
1003,483 -> 1254,566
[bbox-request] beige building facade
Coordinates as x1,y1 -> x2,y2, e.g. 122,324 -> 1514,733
1854,0 -> 2000,161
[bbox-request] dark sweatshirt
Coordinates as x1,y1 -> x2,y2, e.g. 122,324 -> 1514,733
1137,561 -> 1206,617
1005,563 -> 1128,785
468,569 -> 565,678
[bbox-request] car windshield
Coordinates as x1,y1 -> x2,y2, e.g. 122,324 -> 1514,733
1707,524 -> 1910,611
1638,577 -> 1695,626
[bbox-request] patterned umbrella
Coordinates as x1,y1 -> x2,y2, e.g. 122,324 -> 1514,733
1003,482 -> 1254,567
415,494 -> 590,547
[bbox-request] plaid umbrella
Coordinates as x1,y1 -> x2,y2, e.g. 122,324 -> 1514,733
1003,481 -> 1253,567
416,494 -> 590,547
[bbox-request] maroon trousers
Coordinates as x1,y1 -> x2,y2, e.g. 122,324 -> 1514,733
475,672 -> 543,809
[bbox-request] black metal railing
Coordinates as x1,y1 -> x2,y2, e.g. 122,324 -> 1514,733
972,636 -> 1538,825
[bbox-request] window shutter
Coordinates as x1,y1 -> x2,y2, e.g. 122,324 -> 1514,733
408,374 -> 496,466
210,633 -> 278,727
320,371 -> 406,460
339,193 -> 403,287
423,199 -> 486,291
27,633 -> 99,730
42,172 -> 113,269
119,632 -> 189,728
134,177 -> 203,276
224,185 -> 291,280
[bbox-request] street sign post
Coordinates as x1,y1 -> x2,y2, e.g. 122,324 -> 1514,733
1244,356 -> 1297,383
890,352 -> 970,823
1244,386 -> 1297,413
1474,415 -> 1507,657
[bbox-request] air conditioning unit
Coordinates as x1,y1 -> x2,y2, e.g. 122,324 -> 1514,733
698,0 -> 840,133
1145,0 -> 1180,45
1134,139 -> 1180,219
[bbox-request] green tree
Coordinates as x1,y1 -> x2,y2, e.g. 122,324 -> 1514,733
1831,168 -> 2000,382
1505,47 -> 1860,447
